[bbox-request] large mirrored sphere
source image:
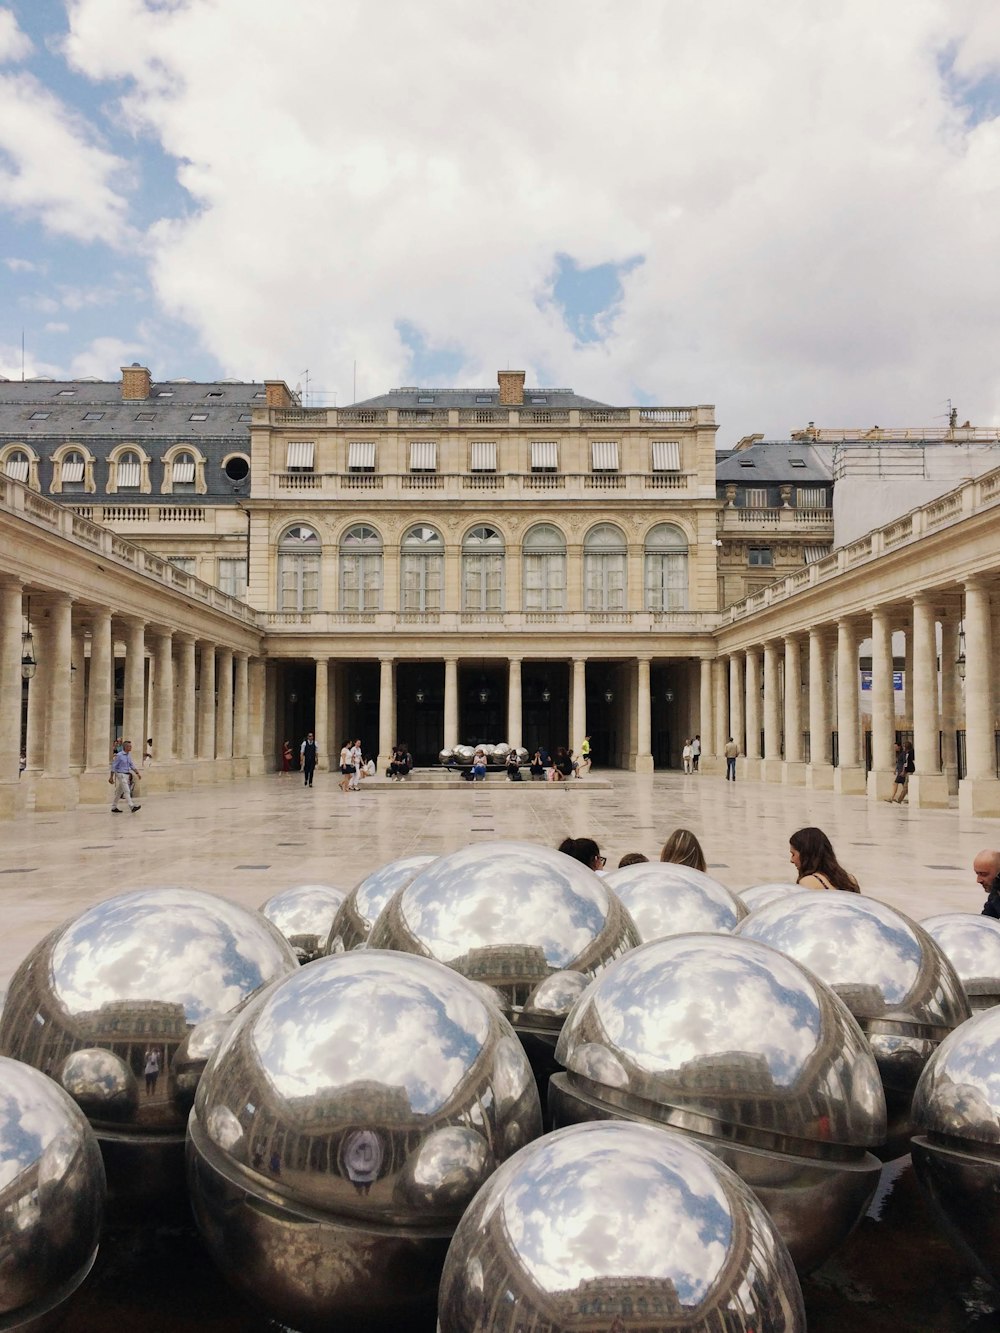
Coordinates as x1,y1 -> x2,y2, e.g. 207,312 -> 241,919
550,933 -> 885,1272
368,841 -> 639,1007
0,1056 -> 106,1327
604,862 -> 746,943
187,950 -> 542,1330
738,883 -> 807,913
0,887 -> 299,1195
439,1121 -> 805,1332
911,1006 -> 1000,1286
259,883 -> 348,963
735,892 -> 971,1157
439,749 -> 454,764
921,912 -> 1000,1011
326,854 -> 438,953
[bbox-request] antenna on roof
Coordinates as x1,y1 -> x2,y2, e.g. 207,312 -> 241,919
353,360 -> 356,403
299,370 -> 309,406
21,330 -> 24,382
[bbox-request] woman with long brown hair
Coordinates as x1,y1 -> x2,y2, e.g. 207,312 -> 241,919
789,827 -> 860,892
660,828 -> 707,873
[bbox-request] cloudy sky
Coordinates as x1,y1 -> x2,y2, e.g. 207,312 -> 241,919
1,0 -> 999,443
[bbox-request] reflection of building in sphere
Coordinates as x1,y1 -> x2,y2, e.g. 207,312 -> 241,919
340,1129 -> 384,1192
451,945 -> 551,1006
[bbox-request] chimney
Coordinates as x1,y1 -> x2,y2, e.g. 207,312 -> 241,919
497,370 -> 525,406
265,380 -> 295,408
121,363 -> 151,400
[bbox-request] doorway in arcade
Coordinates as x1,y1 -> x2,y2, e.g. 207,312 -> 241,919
585,660 -> 626,769
276,660 -> 315,770
522,661 -> 569,757
396,662 -> 444,766
458,662 -> 507,745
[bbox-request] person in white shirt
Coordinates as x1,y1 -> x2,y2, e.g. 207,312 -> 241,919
348,739 -> 363,790
682,739 -> 693,775
691,735 -> 701,772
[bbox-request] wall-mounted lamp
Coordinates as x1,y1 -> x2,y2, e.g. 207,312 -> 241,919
289,691 -> 298,705
477,685 -> 490,705
353,688 -> 363,704
541,686 -> 551,703
604,688 -> 614,704
956,627 -> 966,682
415,685 -> 426,704
664,689 -> 675,704
21,598 -> 36,681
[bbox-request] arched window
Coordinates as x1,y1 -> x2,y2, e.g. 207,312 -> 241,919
644,523 -> 689,612
401,525 -> 443,612
3,447 -> 32,485
584,524 -> 627,612
462,525 -> 504,613
171,450 -> 196,493
116,449 -> 142,490
60,448 -> 87,493
278,524 -> 321,613
522,523 -> 566,613
339,524 -> 382,612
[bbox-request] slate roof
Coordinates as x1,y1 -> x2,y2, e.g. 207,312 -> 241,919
715,441 -> 833,484
348,386 -> 615,410
0,377 -> 263,440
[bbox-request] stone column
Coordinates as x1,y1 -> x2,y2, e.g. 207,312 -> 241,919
712,658 -> 728,761
960,578 -> 1000,816
782,634 -> 805,784
377,658 -> 394,772
313,657 -> 329,771
636,657 -> 653,773
122,616 -> 146,749
909,594 -> 948,808
197,642 -> 216,772
806,627 -> 833,788
70,623 -> 86,772
444,658 -> 458,751
903,621 -> 914,734
151,627 -> 174,771
698,658 -> 714,773
762,642 -> 782,781
233,651 -> 249,777
744,649 -> 762,778
571,657 -> 587,755
834,618 -> 865,794
939,617 -> 959,797
24,613 -> 49,778
36,593 -> 76,810
0,580 -> 25,817
175,633 -> 196,768
215,647 -> 233,774
868,607 -> 896,801
507,658 -> 522,750
729,653 -> 745,758
248,658 -> 266,776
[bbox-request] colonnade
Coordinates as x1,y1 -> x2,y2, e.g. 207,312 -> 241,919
0,578 -> 264,817
714,577 -> 1000,816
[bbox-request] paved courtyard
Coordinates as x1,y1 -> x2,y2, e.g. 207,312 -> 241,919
2,766 -> 994,991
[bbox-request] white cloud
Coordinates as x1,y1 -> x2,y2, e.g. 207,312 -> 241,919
4,256 -> 39,273
69,335 -> 144,379
44,321 -> 70,333
61,0 -> 1000,437
0,67 -> 132,245
0,9 -> 32,62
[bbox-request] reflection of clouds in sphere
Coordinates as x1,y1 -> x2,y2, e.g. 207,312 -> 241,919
736,895 -> 921,1005
251,952 -> 490,1114
913,1006 -> 1000,1138
397,842 -> 613,967
605,862 -> 743,941
592,937 -> 820,1087
50,888 -> 297,1023
502,1131 -> 731,1300
355,855 -> 438,924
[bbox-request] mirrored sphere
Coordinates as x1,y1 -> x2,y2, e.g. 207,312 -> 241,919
921,912 -> 1000,1010
738,882 -> 807,913
550,933 -> 886,1272
911,1006 -> 1000,1287
259,883 -> 349,963
494,743 -> 511,759
735,892 -> 971,1157
516,747 -> 529,765
439,749 -> 454,764
604,862 -> 746,943
187,951 -> 542,1330
455,745 -> 475,762
368,841 -> 639,1008
326,854 -> 438,953
439,1121 -> 805,1332
0,887 -> 299,1198
0,1056 -> 106,1326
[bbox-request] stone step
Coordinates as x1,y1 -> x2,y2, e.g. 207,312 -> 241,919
362,770 -> 613,791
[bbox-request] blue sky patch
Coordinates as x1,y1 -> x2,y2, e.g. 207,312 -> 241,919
550,252 -> 644,345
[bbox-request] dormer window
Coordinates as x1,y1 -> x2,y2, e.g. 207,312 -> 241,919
117,450 -> 141,489
417,394 -> 434,404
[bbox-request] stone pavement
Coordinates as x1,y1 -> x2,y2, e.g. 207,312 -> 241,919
3,767 -> 994,991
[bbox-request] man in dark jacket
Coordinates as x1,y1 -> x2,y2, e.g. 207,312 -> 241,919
975,849 -> 1000,919
300,732 -> 317,788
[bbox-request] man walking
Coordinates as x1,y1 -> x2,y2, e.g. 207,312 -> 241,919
300,732 -> 318,788
724,737 -> 739,782
110,739 -> 142,813
692,735 -> 701,772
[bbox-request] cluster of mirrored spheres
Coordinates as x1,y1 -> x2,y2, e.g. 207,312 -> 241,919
2,848 -> 1000,1330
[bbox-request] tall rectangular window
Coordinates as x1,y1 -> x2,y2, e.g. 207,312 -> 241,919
797,486 -> 828,507
651,440 -> 681,471
285,441 -> 315,472
347,441 -> 376,472
744,487 -> 769,508
470,441 -> 497,472
530,441 -> 558,472
218,557 -> 247,599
